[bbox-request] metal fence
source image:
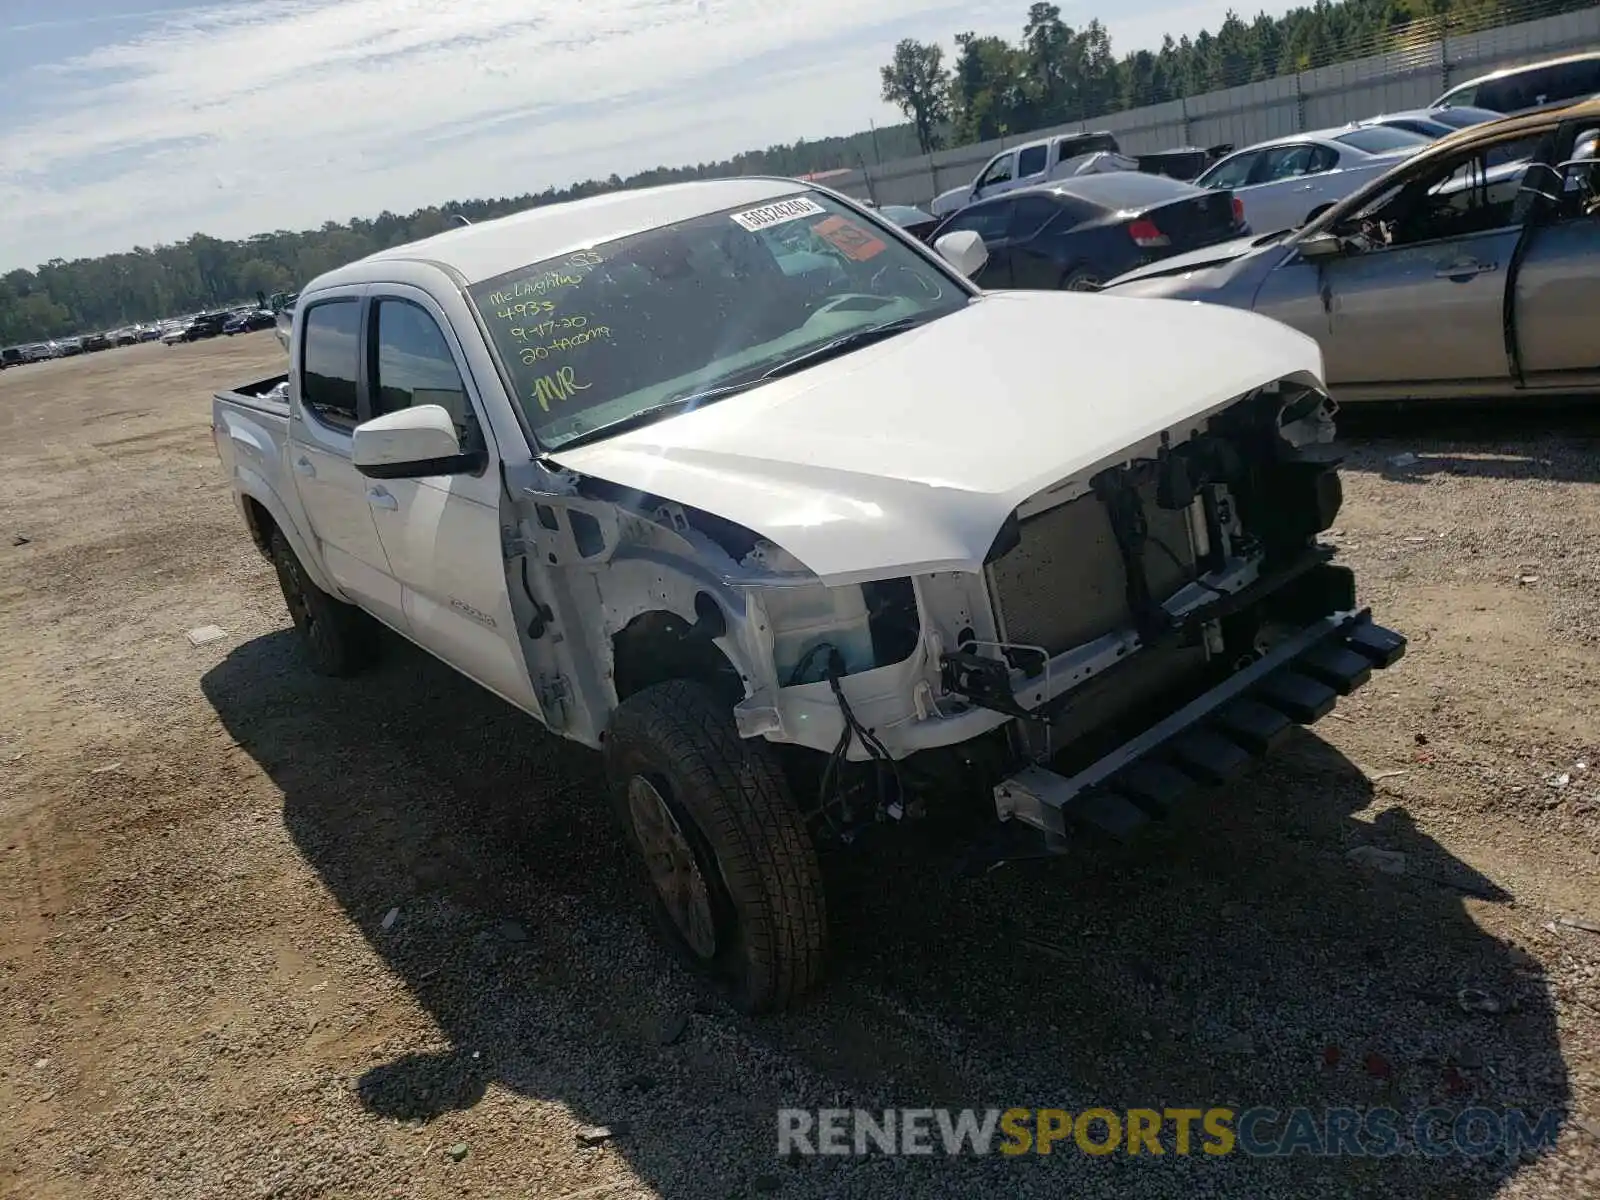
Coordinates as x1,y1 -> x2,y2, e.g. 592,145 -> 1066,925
833,4 -> 1600,208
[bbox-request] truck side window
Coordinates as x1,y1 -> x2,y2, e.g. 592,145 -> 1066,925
300,300 -> 360,430
977,155 -> 1014,189
371,299 -> 479,447
1016,145 -> 1048,177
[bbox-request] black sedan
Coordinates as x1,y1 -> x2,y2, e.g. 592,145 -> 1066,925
224,309 -> 277,335
929,173 -> 1247,292
876,204 -> 939,242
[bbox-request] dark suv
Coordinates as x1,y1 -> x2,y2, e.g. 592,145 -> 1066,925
185,312 -> 230,341
1435,51 -> 1600,115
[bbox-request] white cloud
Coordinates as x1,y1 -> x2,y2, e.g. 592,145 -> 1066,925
0,0 -> 1261,268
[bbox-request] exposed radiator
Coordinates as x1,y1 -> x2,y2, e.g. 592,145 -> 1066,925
985,481 -> 1198,657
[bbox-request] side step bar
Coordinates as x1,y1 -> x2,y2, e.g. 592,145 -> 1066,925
993,610 -> 1405,841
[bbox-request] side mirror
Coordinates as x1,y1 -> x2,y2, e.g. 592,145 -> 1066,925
934,229 -> 989,279
1298,231 -> 1342,260
351,404 -> 483,478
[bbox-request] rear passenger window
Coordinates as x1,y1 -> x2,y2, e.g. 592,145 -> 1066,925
1258,145 -> 1316,181
941,200 -> 1014,242
1017,145 -> 1048,177
1547,59 -> 1600,105
1009,196 -> 1061,236
300,300 -> 360,430
371,299 -> 478,446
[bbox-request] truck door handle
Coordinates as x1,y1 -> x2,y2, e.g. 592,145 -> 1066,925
294,456 -> 316,478
366,486 -> 398,511
1436,259 -> 1496,280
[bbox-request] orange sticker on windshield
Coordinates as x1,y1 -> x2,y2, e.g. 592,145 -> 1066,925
812,216 -> 888,261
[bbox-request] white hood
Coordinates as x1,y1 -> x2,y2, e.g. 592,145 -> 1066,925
548,292 -> 1323,586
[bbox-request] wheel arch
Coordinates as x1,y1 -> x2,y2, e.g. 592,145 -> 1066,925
232,473 -> 341,597
610,603 -> 746,711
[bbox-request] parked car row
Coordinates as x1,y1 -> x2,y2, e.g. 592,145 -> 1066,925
923,51 -> 1600,248
927,97 -> 1599,405
1,301 -> 288,369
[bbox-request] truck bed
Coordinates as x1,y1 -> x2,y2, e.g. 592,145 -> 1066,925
216,373 -> 289,416
212,374 -> 297,564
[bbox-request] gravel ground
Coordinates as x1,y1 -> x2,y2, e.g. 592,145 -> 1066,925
1,338 -> 1598,1199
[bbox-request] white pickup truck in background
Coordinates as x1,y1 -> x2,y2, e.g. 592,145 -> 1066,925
928,131 -> 1139,216
213,178 -> 1404,1012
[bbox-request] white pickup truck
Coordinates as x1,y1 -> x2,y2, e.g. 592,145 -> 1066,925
213,178 -> 1404,1012
927,131 -> 1138,217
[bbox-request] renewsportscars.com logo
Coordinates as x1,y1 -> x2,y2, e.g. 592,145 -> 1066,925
777,1107 -> 1563,1158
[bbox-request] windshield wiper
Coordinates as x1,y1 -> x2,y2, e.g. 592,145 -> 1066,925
546,317 -> 929,453
757,316 -> 928,382
547,379 -> 763,452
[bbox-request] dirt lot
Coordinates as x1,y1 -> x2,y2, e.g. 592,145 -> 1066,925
1,335 -> 1598,1199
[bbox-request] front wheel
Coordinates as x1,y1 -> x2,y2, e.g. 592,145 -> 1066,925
269,530 -> 378,677
606,681 -> 826,1013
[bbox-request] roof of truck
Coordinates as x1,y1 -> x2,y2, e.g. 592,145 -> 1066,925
325,177 -> 812,288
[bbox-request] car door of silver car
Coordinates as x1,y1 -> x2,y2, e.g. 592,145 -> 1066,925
1513,123 -> 1600,388
1312,135 -> 1542,395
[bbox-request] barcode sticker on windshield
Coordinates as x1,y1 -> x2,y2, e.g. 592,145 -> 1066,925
729,197 -> 826,232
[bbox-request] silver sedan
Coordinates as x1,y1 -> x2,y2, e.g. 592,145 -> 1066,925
1102,102 -> 1600,402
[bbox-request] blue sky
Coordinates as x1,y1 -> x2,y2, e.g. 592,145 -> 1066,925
1,0 -> 1264,269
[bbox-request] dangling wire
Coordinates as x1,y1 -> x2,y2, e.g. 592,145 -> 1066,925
789,642 -> 907,835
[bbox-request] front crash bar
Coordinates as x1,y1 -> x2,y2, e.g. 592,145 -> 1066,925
993,608 -> 1405,841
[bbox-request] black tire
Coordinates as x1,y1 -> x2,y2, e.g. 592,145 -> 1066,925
269,530 -> 377,677
606,680 -> 826,1014
1060,266 -> 1103,292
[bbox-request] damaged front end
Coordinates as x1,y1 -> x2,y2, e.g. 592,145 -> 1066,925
515,377 -> 1403,856
935,379 -> 1404,849
725,378 -> 1404,850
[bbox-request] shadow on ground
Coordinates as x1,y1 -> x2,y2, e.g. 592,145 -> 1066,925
1338,398 -> 1600,487
201,630 -> 1569,1198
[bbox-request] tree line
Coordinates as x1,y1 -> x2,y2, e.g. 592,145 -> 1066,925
883,0 -> 1584,152
0,0 -> 1576,344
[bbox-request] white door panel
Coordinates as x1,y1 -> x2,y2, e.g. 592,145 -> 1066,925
359,286 -> 542,716
294,444 -> 405,627
368,476 -> 537,712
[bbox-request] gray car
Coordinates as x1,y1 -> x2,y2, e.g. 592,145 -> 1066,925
1363,105 -> 1503,138
1102,102 -> 1600,403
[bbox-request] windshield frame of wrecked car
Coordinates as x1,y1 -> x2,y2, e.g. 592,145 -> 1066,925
466,192 -> 972,452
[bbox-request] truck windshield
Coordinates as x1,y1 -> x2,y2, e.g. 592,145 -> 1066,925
466,193 -> 969,451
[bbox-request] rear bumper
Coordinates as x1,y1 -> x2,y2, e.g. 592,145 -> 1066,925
992,608 -> 1405,841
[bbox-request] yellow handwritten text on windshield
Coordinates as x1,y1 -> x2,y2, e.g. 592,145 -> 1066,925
519,326 -> 612,365
531,365 -> 590,412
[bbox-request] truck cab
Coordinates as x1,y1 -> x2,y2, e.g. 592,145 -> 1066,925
932,132 -> 1127,216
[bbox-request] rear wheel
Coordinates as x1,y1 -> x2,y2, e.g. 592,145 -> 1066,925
606,680 -> 826,1013
270,530 -> 378,677
1060,266 -> 1103,292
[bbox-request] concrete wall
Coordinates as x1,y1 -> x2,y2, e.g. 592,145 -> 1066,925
833,6 -> 1600,208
